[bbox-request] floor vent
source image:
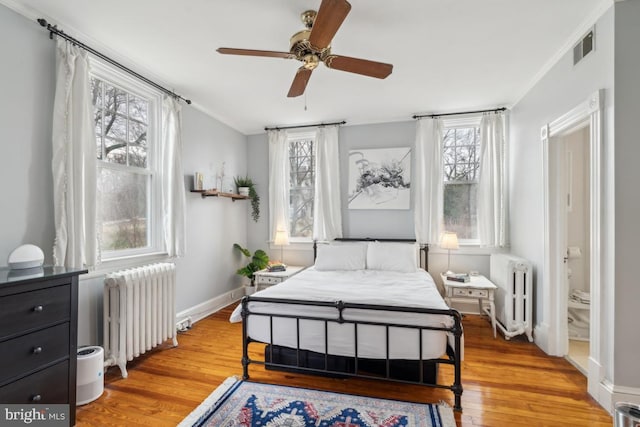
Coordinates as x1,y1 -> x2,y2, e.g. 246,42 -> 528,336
573,29 -> 594,65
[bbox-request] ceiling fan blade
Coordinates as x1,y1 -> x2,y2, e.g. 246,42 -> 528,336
324,55 -> 393,79
287,67 -> 313,98
217,47 -> 294,59
308,0 -> 351,50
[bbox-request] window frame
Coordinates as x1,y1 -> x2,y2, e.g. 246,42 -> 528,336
442,116 -> 482,246
287,130 -> 316,243
90,59 -> 165,262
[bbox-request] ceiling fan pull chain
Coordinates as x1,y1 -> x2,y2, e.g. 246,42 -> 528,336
304,92 -> 308,111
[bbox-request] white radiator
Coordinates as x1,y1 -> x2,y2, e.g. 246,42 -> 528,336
103,262 -> 178,378
489,254 -> 533,342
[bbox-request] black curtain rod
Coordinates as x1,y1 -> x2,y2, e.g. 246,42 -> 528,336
264,120 -> 346,131
37,18 -> 192,105
412,107 -> 506,120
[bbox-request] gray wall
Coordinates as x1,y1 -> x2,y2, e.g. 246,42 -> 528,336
248,120 -> 446,249
509,5 -> 614,372
0,4 -> 56,265
177,106 -> 248,311
246,133 -> 271,255
246,122 -> 419,262
340,121 -> 416,239
613,0 -> 640,388
0,4 -> 249,345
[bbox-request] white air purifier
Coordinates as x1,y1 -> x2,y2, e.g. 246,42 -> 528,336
77,346 -> 104,405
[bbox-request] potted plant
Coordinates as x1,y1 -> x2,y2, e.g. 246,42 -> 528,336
233,243 -> 269,293
234,175 -> 260,222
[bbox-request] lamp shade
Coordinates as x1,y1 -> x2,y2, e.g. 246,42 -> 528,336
440,232 -> 459,250
274,229 -> 289,246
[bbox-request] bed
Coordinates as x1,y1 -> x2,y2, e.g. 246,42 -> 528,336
229,238 -> 464,411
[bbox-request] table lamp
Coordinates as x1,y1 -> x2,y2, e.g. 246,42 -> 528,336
274,229 -> 289,265
440,231 -> 459,275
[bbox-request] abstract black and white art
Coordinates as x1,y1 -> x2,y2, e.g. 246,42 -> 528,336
348,147 -> 411,209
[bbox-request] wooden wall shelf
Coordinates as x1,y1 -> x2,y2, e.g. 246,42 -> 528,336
190,189 -> 249,201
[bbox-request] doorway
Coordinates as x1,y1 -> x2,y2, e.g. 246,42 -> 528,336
564,126 -> 591,374
541,90 -> 603,399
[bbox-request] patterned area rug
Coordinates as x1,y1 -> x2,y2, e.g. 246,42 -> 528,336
179,377 -> 456,427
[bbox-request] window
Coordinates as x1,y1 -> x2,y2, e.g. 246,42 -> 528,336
442,122 -> 480,241
288,132 -> 315,239
90,63 -> 162,259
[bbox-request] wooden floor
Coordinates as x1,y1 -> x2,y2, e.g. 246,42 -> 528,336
77,305 -> 612,426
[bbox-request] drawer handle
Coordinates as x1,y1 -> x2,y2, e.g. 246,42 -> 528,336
33,346 -> 43,354
31,394 -> 42,402
33,305 -> 44,312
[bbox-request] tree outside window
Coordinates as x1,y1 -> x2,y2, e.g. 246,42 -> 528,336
443,127 -> 480,240
92,76 -> 153,253
288,136 -> 315,239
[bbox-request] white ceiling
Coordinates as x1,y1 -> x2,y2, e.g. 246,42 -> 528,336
5,0 -> 607,135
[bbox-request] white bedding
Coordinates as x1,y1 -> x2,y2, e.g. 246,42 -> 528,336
230,267 -> 458,360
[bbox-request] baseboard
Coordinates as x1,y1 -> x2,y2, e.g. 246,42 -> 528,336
599,380 -> 640,414
176,286 -> 244,326
534,322 -> 550,354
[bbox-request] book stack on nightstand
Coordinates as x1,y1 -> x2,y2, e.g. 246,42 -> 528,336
444,273 -> 470,283
266,262 -> 287,272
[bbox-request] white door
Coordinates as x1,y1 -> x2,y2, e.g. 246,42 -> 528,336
563,127 -> 591,373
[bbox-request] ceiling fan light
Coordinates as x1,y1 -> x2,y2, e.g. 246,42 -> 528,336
302,54 -> 320,70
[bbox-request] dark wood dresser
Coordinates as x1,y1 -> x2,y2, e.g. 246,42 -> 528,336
0,266 -> 86,426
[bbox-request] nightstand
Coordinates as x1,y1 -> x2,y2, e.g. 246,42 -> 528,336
441,273 -> 497,338
254,266 -> 306,290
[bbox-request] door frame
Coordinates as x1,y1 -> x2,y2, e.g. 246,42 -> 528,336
540,90 -> 603,397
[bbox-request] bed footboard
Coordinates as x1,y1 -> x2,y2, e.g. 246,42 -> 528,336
240,296 -> 464,411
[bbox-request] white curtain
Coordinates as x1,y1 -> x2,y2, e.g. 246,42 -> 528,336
161,96 -> 187,257
313,125 -> 343,241
477,112 -> 508,247
414,118 -> 444,244
51,40 -> 97,268
268,129 -> 290,242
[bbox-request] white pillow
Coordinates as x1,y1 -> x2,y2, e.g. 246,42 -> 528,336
314,243 -> 367,271
366,241 -> 419,273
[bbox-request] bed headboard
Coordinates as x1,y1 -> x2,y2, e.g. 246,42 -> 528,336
313,238 -> 430,271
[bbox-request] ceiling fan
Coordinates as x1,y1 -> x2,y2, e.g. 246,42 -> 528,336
217,0 -> 393,98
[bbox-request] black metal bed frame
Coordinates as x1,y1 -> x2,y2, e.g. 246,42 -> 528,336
240,238 -> 463,411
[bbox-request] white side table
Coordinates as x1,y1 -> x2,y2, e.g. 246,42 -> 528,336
254,265 -> 307,291
441,273 -> 497,338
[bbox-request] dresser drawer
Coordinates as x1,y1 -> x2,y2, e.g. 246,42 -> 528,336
256,276 -> 283,285
452,287 -> 489,298
0,361 -> 69,404
0,323 -> 70,385
0,285 -> 70,340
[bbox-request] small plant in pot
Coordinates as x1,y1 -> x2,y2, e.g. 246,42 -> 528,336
234,175 -> 260,222
233,243 -> 269,293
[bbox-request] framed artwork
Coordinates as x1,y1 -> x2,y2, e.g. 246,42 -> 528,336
348,147 -> 411,209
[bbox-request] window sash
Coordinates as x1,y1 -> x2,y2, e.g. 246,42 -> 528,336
90,59 -> 163,261
287,132 -> 315,240
97,167 -> 152,257
442,122 -> 480,243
